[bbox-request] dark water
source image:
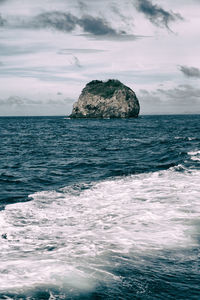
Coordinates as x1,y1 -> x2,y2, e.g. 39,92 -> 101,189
0,115 -> 200,299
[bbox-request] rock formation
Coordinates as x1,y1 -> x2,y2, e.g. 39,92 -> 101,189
70,79 -> 140,118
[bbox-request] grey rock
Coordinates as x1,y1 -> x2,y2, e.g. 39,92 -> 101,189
70,79 -> 140,118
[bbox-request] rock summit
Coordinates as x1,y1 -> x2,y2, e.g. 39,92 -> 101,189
70,79 -> 140,118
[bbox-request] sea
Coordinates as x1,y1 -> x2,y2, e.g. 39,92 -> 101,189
0,115 -> 199,300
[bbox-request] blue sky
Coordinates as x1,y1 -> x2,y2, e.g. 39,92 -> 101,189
0,0 -> 199,115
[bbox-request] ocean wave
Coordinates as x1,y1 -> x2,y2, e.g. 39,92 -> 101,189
188,150 -> 200,162
0,168 -> 200,296
188,150 -> 200,156
174,136 -> 198,141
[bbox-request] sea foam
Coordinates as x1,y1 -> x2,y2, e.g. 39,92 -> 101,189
0,168 -> 200,295
188,150 -> 200,161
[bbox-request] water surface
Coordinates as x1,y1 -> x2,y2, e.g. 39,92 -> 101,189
0,115 -> 199,299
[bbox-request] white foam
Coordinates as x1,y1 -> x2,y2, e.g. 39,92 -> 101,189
188,150 -> 200,161
191,157 -> 200,161
188,150 -> 200,156
188,137 -> 196,141
0,168 -> 200,293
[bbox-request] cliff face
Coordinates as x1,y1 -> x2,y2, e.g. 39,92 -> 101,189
70,79 -> 140,118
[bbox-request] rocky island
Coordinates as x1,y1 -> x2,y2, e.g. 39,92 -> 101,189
70,79 -> 140,118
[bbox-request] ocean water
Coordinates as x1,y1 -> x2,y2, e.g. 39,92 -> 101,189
0,115 -> 199,300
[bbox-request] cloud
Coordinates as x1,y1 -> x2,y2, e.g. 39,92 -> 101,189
0,43 -> 45,56
134,0 -> 183,28
0,95 -> 73,106
179,65 -> 200,78
57,48 -> 106,55
156,84 -> 200,101
79,33 -> 141,41
78,15 -> 120,35
72,56 -> 82,68
0,95 -> 75,116
139,84 -> 200,114
33,11 -> 78,32
0,9 -> 130,37
77,1 -> 88,12
0,96 -> 36,106
33,12 -> 125,36
0,14 -> 6,26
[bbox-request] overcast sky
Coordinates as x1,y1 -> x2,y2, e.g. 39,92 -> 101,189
0,0 -> 199,116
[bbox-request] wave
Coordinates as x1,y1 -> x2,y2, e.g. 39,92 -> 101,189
0,167 -> 200,297
174,136 -> 199,141
188,149 -> 200,162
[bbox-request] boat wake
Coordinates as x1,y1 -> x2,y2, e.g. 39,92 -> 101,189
0,167 -> 200,298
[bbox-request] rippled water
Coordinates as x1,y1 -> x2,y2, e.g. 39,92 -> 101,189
0,115 -> 200,299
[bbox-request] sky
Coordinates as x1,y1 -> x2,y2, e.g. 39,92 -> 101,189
0,0 -> 199,116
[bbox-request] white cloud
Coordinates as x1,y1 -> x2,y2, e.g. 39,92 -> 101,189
0,0 -> 199,115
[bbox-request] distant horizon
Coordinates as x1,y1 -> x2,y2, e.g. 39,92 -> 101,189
1,113 -> 200,118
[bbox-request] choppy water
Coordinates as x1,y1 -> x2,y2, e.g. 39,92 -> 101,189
0,115 -> 200,299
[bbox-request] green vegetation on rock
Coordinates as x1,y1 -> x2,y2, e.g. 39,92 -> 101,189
84,79 -> 129,99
